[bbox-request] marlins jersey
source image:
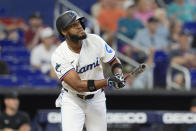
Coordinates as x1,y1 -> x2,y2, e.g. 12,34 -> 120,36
51,33 -> 115,95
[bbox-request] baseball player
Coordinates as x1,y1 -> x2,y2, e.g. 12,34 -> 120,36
51,10 -> 125,131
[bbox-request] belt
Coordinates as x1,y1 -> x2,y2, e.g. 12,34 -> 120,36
77,94 -> 94,100
63,88 -> 96,100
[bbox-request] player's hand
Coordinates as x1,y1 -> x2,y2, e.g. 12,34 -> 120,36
115,73 -> 125,88
107,73 -> 125,89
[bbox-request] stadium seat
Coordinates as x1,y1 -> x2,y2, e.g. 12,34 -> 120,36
1,47 -> 30,58
153,50 -> 169,87
44,124 -> 61,131
0,75 -> 24,87
190,69 -> 196,88
27,76 -> 58,88
0,39 -> 24,47
11,66 -> 43,78
2,57 -> 29,67
183,22 -> 196,35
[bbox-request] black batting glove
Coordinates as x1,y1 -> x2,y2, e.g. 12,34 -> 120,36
114,73 -> 125,88
107,73 -> 125,89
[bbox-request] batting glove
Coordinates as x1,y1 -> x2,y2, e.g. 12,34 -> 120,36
107,73 -> 125,89
115,73 -> 125,88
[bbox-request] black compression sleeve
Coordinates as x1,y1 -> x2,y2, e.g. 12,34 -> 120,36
87,80 -> 97,92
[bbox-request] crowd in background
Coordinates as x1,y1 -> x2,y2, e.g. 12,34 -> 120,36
91,0 -> 196,89
0,0 -> 196,131
0,0 -> 196,90
0,12 -> 59,80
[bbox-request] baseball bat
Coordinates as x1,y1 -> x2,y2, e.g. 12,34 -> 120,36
125,63 -> 147,80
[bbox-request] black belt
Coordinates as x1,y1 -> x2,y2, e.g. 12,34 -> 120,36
77,94 -> 94,100
63,88 -> 96,100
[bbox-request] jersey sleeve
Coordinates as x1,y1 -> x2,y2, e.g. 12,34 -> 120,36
51,53 -> 75,81
95,35 -> 116,63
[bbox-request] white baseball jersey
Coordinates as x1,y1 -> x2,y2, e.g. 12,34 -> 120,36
51,33 -> 115,95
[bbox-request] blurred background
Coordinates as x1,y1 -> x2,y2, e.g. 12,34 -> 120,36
0,0 -> 196,130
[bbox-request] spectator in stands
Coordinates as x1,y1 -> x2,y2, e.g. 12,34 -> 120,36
118,1 -> 144,39
154,8 -> 170,29
134,0 -> 154,25
24,12 -> 44,50
97,0 -> 125,45
30,27 -> 57,75
167,0 -> 196,22
169,20 -> 183,44
7,29 -> 20,43
0,91 -> 31,131
188,98 -> 196,130
91,0 -> 106,18
170,32 -> 196,69
117,0 -> 144,57
0,22 -> 6,40
134,17 -> 169,50
0,60 -> 9,75
170,32 -> 196,88
190,98 -> 196,112
0,18 -> 28,43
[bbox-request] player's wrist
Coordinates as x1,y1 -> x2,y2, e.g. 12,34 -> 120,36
111,63 -> 123,75
87,80 -> 97,92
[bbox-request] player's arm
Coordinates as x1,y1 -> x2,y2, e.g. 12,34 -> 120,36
108,57 -> 125,88
61,70 -> 110,92
109,58 -> 123,75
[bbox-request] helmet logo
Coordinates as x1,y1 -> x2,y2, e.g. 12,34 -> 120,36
68,12 -> 76,18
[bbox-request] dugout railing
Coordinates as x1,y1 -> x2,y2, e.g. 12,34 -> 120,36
167,63 -> 191,91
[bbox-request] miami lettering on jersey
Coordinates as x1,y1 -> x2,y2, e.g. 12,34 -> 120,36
76,57 -> 100,74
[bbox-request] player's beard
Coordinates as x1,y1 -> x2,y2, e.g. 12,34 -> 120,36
68,32 -> 87,41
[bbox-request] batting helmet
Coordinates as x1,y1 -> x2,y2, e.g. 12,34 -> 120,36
56,10 -> 86,37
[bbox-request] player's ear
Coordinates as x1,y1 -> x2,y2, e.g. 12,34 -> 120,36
61,30 -> 67,36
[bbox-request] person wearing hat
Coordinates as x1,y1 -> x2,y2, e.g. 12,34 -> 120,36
134,17 -> 169,50
30,27 -> 57,74
24,12 -> 44,50
0,91 -> 30,131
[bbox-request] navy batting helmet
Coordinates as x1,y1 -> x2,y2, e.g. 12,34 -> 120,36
56,10 -> 86,37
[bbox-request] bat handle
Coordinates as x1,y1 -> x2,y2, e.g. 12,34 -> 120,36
124,75 -> 130,80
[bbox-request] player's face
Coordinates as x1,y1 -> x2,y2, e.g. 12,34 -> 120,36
5,98 -> 19,111
63,20 -> 87,41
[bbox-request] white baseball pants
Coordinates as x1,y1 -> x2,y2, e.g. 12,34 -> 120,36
58,89 -> 107,131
